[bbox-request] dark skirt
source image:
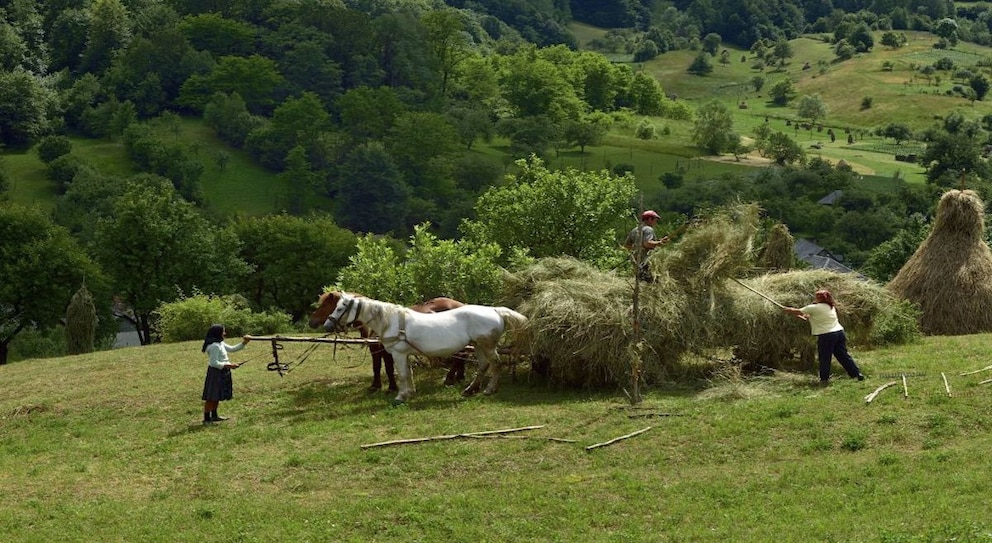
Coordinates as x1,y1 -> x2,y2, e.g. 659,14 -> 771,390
202,366 -> 233,401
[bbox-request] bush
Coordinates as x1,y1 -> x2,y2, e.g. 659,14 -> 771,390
36,135 -> 72,164
155,294 -> 293,343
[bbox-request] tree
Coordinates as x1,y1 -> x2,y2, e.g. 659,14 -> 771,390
796,94 -> 828,133
338,225 -> 505,306
751,75 -> 766,92
336,85 -> 406,142
879,123 -> 914,144
771,40 -> 794,65
93,179 -> 248,344
0,204 -> 108,364
80,0 -> 132,74
687,52 -> 713,75
178,55 -> 287,115
761,131 -> 805,165
65,284 -> 97,355
500,48 -> 583,122
564,116 -> 610,153
0,68 -> 57,147
934,18 -> 959,47
461,156 -> 637,268
692,100 -> 739,155
702,33 -> 721,56
880,31 -> 907,49
969,75 -> 990,101
768,79 -> 796,106
421,8 -> 472,99
230,214 -> 357,323
336,142 -> 410,235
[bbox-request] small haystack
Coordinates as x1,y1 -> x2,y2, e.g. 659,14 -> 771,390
888,189 -> 992,335
759,223 -> 796,271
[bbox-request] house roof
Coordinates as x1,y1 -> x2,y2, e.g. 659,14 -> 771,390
817,190 -> 844,205
793,238 -> 859,275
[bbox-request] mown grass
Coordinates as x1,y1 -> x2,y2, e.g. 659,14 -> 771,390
3,332 -> 992,541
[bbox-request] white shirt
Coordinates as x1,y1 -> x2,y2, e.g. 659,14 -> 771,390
206,341 -> 245,369
800,303 -> 844,336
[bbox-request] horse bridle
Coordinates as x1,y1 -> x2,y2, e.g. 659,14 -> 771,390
324,296 -> 361,332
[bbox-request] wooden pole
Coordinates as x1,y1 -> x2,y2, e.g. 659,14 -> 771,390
586,427 -> 652,451
731,278 -> 786,309
360,425 -> 545,449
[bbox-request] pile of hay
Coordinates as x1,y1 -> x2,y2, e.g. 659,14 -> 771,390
726,270 -> 919,369
500,201 -> 921,389
501,257 -> 691,387
652,202 -> 760,288
888,189 -> 992,335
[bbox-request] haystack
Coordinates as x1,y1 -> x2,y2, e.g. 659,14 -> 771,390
727,270 -> 919,368
888,189 -> 992,335
501,203 -> 763,388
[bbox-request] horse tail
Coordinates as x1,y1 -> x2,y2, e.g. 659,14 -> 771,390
494,307 -> 529,345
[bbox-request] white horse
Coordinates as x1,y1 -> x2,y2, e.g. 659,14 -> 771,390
320,291 -> 528,404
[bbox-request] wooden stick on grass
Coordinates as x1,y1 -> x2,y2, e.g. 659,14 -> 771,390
960,364 -> 992,376
865,381 -> 899,403
902,374 -> 909,398
585,426 -> 652,451
942,372 -> 952,397
360,425 -> 544,449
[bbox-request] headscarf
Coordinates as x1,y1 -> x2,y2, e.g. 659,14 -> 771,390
201,324 -> 225,352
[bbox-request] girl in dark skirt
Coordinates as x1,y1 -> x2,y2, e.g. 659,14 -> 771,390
201,324 -> 250,424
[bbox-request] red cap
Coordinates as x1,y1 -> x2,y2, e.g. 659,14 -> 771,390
641,210 -> 660,221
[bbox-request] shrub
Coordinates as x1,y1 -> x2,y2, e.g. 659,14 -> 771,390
155,294 -> 293,343
36,135 -> 72,164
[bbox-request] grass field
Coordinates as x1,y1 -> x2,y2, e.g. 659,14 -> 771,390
3,332 -> 992,541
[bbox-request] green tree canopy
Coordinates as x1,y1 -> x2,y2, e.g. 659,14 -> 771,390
461,156 -> 637,268
0,204 -> 109,364
93,179 -> 248,344
691,100 -> 739,154
230,214 -> 357,323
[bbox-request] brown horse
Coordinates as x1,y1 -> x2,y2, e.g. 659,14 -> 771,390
308,292 -> 466,392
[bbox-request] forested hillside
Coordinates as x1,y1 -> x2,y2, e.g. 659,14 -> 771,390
3,0 -> 992,363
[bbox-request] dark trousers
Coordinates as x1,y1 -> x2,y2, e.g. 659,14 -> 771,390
816,330 -> 861,381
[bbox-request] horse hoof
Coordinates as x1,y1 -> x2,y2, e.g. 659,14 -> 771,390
390,398 -> 406,407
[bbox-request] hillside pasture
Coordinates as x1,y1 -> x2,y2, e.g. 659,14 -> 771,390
3,333 -> 992,541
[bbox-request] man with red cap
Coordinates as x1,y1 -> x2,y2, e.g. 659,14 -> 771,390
623,210 -> 669,282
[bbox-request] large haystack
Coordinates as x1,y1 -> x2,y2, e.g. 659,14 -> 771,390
888,189 -> 992,335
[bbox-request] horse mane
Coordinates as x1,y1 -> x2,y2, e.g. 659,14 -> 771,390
353,295 -> 405,332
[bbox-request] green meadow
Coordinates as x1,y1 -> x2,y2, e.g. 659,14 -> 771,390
3,333 -> 992,541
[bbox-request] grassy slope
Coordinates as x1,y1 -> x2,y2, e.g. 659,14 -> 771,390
3,334 -> 992,541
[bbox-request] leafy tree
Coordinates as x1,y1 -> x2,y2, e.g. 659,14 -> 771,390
934,18 -> 959,47
36,135 -> 73,164
0,68 -> 57,147
176,12 -> 256,57
878,123 -> 914,144
336,85 -> 406,142
385,111 -> 460,196
244,91 -> 331,170
422,8 -> 472,98
338,224 -> 504,306
625,71 -> 666,116
446,106 -> 493,150
0,204 -> 108,364
771,40 -> 794,65
178,55 -> 287,115
93,179 -> 248,344
969,75 -> 990,101
202,92 -> 264,147
796,94 -> 828,132
80,0 -> 132,74
702,33 -> 721,56
564,115 -> 610,153
862,217 -> 931,282
768,79 -> 796,106
880,31 -> 907,49
461,156 -> 637,269
751,75 -> 766,92
500,48 -> 583,122
692,100 -> 739,154
687,52 -> 713,75
230,214 -> 357,323
336,142 -> 410,235
761,131 -> 805,165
